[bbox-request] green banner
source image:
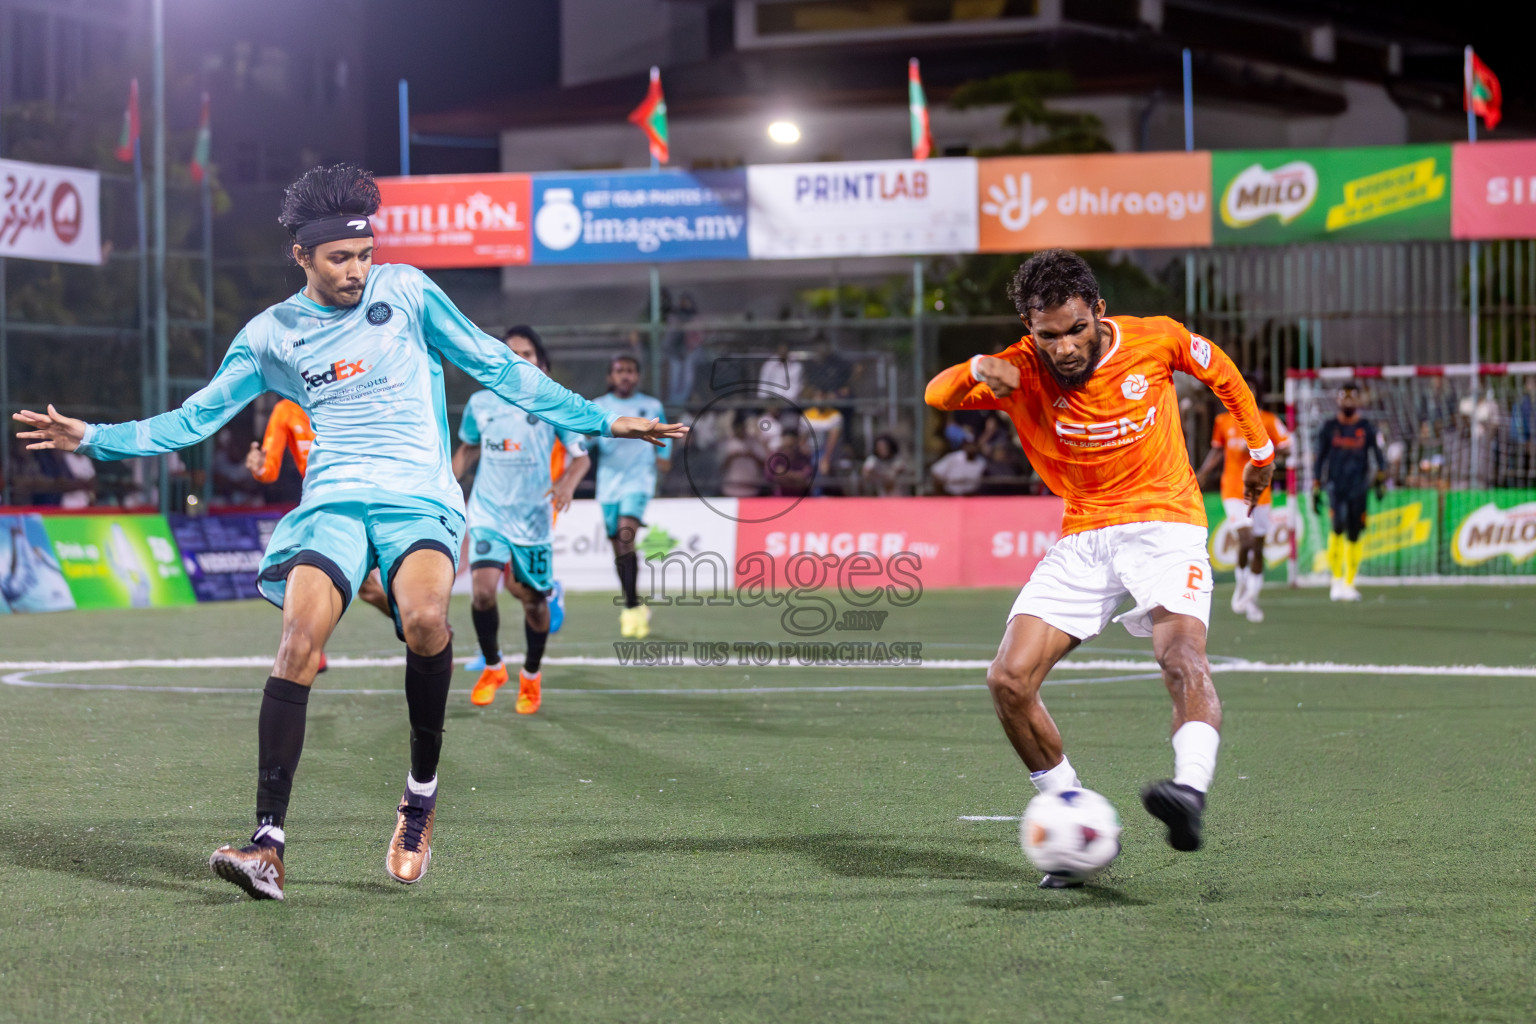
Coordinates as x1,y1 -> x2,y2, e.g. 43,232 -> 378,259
41,514 -> 197,610
1293,488 -> 1439,577
1443,490 -> 1536,574
1213,144 -> 1451,245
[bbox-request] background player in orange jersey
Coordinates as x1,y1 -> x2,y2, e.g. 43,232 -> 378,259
248,398 -> 391,621
926,249 -> 1273,885
1198,390 -> 1290,622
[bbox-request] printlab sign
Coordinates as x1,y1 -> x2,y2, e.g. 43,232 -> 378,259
0,157 -> 102,266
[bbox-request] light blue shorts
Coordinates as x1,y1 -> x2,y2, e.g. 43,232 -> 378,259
258,496 -> 463,640
601,493 -> 650,538
468,526 -> 553,594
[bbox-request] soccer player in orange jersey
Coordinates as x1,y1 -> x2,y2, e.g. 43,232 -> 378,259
1198,394 -> 1290,623
925,250 -> 1274,883
247,399 -> 391,620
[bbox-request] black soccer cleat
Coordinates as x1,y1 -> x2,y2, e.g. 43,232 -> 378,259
1038,873 -> 1084,890
1140,780 -> 1205,852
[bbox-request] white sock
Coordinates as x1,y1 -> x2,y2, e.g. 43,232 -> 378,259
253,823 -> 285,846
406,773 -> 438,797
1029,755 -> 1081,794
1247,566 -> 1264,598
1171,721 -> 1220,793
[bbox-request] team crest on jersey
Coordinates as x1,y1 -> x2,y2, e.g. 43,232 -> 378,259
1121,373 -> 1149,401
526,412 -> 539,425
366,301 -> 392,326
1189,334 -> 1212,369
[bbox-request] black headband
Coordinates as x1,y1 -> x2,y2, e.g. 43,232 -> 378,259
293,214 -> 374,248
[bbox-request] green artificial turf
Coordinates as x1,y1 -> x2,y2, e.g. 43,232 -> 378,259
1,587 -> 1532,1022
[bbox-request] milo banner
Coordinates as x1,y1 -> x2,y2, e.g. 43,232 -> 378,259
40,514 -> 197,610
1445,491 -> 1536,574
1213,145 -> 1451,246
1292,488 -> 1439,579
1203,491 -> 1298,583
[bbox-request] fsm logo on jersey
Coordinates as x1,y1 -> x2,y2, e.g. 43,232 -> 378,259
530,170 -> 749,264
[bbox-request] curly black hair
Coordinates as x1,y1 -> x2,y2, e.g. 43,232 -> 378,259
1006,248 -> 1102,319
278,163 -> 381,238
504,324 -> 549,369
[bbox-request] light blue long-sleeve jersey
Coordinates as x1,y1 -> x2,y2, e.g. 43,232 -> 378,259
77,263 -> 618,515
590,390 -> 670,503
459,390 -> 589,547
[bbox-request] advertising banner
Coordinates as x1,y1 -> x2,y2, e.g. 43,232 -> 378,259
747,158 -> 977,259
1293,488 -> 1438,578
0,157 -> 102,266
0,514 -> 76,613
373,174 -> 532,267
1444,490 -> 1536,573
978,152 -> 1211,252
1213,145 -> 1451,245
530,170 -> 748,264
550,497 -> 740,593
1452,141 -> 1536,240
1203,492 -> 1300,582
734,495 -> 1063,591
40,514 -> 197,610
169,513 -> 281,602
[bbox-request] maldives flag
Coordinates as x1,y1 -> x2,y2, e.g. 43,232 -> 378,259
1467,50 -> 1502,131
908,58 -> 933,160
189,92 -> 212,182
628,66 -> 669,164
114,79 -> 140,163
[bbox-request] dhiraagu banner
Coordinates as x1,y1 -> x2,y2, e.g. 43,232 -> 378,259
1292,488 -> 1438,579
40,514 -> 197,610
1213,145 -> 1451,245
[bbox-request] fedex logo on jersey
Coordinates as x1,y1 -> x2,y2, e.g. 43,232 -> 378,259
300,358 -> 369,391
487,438 -> 524,453
1054,406 -> 1157,446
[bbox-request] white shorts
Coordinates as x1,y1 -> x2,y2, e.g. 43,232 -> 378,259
1008,522 -> 1213,640
1221,497 -> 1272,537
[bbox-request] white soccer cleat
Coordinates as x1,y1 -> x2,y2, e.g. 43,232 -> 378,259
1340,583 -> 1362,602
1244,602 -> 1264,623
1329,578 -> 1346,601
1229,582 -> 1249,614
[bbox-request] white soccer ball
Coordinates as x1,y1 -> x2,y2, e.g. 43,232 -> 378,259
1021,788 -> 1122,880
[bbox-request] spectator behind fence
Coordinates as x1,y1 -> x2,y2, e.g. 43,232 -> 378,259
803,388 -> 844,495
760,343 -> 804,401
720,412 -> 768,497
930,436 -> 986,496
767,427 -> 815,497
861,433 -> 907,496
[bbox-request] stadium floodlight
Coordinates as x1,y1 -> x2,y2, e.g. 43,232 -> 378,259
767,120 -> 801,145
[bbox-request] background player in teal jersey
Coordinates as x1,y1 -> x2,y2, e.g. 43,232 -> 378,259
15,165 -> 686,901
590,355 -> 671,638
452,325 -> 589,714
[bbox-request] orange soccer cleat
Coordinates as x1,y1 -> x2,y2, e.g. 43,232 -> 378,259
515,668 -> 542,714
470,663 -> 508,706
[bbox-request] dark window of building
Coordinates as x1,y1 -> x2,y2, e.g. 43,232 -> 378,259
11,10 -> 49,101
757,0 -> 1038,36
1062,0 -> 1140,29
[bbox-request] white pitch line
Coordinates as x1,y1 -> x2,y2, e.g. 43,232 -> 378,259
959,815 -> 1020,822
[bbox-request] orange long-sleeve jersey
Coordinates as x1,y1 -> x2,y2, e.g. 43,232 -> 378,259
925,316 -> 1273,536
252,399 -> 316,483
1213,410 -> 1289,504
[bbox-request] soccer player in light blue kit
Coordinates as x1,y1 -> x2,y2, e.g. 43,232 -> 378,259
590,354 -> 671,638
452,326 -> 589,713
14,165 -> 685,901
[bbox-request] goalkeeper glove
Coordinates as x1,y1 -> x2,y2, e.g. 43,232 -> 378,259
1312,482 -> 1324,515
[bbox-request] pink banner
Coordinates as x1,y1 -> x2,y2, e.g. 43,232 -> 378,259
1452,141 -> 1536,240
733,496 -> 1063,591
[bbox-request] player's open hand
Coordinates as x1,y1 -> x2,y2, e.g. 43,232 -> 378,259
245,442 -> 266,478
13,404 -> 86,452
974,356 -> 1021,398
545,480 -> 578,514
612,416 -> 689,448
1242,459 -> 1274,513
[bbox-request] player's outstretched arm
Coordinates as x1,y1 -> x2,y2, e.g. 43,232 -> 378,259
611,416 -> 689,449
15,334 -> 265,461
925,355 -> 1013,410
1171,327 -> 1272,508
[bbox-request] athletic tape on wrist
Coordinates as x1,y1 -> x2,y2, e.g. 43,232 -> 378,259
1249,439 -> 1275,465
969,355 -> 985,382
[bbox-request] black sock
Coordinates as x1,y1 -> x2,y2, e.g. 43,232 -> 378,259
404,641 -> 453,784
616,551 -> 639,608
524,619 -> 549,675
471,604 -> 500,665
256,676 -> 310,833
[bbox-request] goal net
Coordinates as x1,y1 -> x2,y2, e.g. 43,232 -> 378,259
1285,363 -> 1536,584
